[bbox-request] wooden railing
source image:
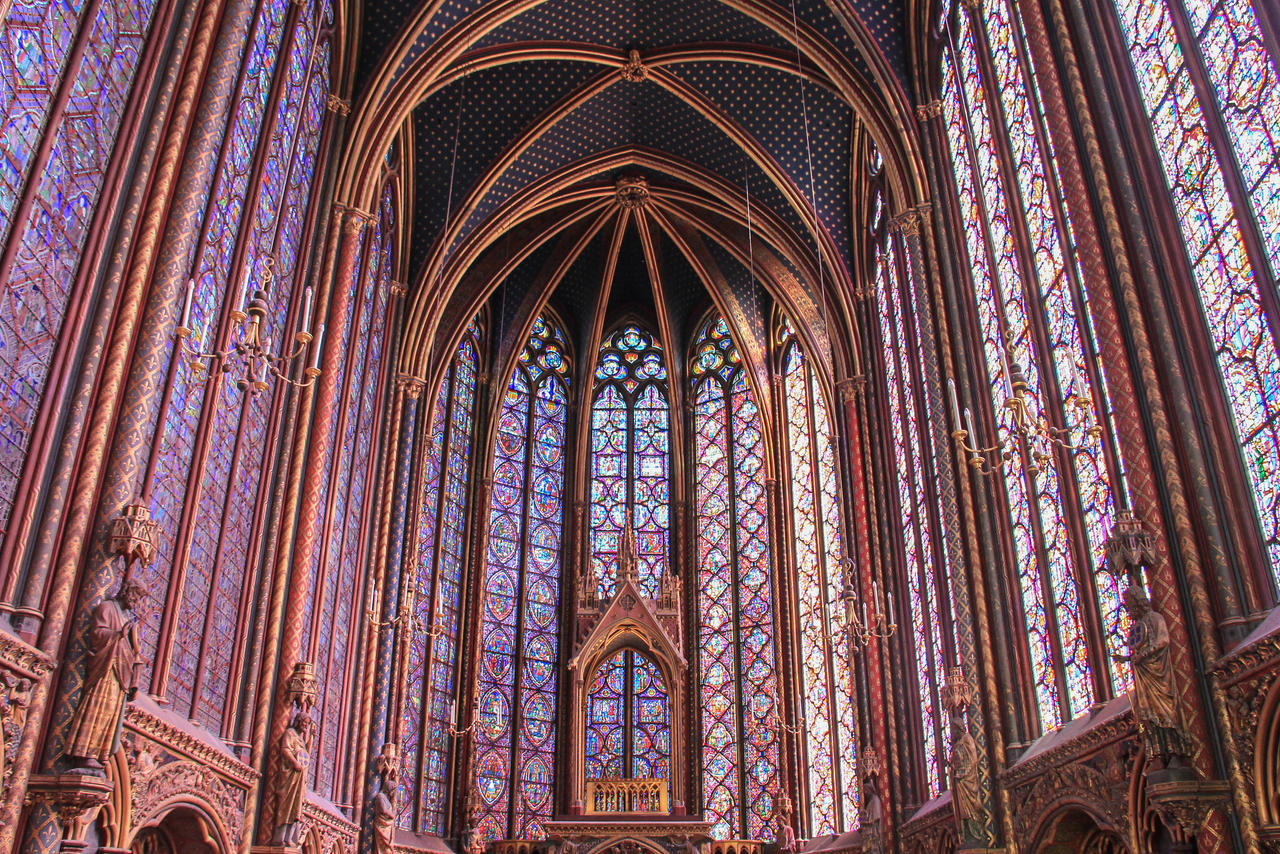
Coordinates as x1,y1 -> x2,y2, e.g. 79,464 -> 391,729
584,778 -> 669,813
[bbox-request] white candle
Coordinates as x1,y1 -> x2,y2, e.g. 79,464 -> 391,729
310,323 -> 325,370
300,285 -> 314,334
237,266 -> 251,313
964,407 -> 979,445
948,377 -> 961,427
181,278 -> 194,329
1000,343 -> 1013,389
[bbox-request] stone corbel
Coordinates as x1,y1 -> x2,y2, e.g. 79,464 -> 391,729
26,773 -> 114,853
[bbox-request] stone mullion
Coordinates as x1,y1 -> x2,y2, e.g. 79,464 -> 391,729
977,0 -> 1120,705
0,0 -> 212,842
355,366 -> 416,853
1051,0 -> 1258,848
857,326 -> 907,831
915,98 -> 1016,846
766,369 -> 803,838
450,367 -> 492,840
882,230 -> 937,810
0,0 -> 180,618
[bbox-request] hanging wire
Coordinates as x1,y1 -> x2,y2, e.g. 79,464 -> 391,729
786,0 -> 833,362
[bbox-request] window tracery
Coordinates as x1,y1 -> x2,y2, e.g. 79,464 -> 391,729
475,316 -> 571,841
590,325 -> 671,599
691,316 -> 779,839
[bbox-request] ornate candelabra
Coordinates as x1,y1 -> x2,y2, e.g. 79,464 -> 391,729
367,578 -> 422,632
948,348 -> 1102,477
174,257 -> 323,393
835,561 -> 896,649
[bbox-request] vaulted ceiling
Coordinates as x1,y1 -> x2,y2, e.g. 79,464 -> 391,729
341,0 -> 929,392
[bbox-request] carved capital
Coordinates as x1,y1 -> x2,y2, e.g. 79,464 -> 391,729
1146,776 -> 1230,841
888,209 -> 922,237
342,208 -> 373,235
959,0 -> 982,14
389,280 -> 407,298
915,100 -> 944,121
325,94 -> 351,116
836,376 -> 866,402
396,375 -> 426,400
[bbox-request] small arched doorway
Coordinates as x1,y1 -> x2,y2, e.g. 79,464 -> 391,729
129,807 -> 224,854
1032,809 -> 1129,854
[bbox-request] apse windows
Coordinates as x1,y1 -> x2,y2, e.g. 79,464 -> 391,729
475,317 -> 571,841
691,317 -> 780,839
589,325 -> 671,598
401,320 -> 482,834
940,0 -> 1127,731
780,324 -> 858,833
1111,0 -> 1280,577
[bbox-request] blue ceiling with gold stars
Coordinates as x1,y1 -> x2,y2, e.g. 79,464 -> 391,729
360,0 -> 915,364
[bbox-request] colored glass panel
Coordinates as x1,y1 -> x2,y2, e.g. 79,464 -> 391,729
589,325 -> 670,598
877,241 -> 950,796
585,649 -> 671,782
0,0 -> 159,555
475,316 -> 569,841
984,0 -> 1125,682
783,335 -> 855,833
941,13 -> 1091,727
692,317 -> 779,839
1114,0 -> 1280,573
402,323 -> 480,832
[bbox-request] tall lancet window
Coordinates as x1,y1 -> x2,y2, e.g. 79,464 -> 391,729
780,322 -> 857,833
941,0 -> 1126,731
691,317 -> 779,839
400,319 -> 481,833
874,227 -> 951,798
475,317 -> 571,841
589,325 -> 670,598
1111,0 -> 1280,576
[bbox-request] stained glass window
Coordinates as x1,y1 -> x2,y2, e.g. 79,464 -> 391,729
401,320 -> 481,832
874,233 -> 951,798
1112,0 -> 1280,575
780,325 -> 857,833
589,325 -> 670,598
691,316 -> 779,839
584,649 -> 671,782
0,0 -> 160,560
475,316 -> 570,841
940,0 -> 1127,730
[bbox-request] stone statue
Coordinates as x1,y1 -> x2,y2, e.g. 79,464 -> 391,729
273,709 -> 314,846
775,815 -> 798,854
370,744 -> 399,854
950,728 -> 983,840
62,577 -> 145,770
1113,584 -> 1187,762
680,836 -> 702,854
554,837 -> 578,854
